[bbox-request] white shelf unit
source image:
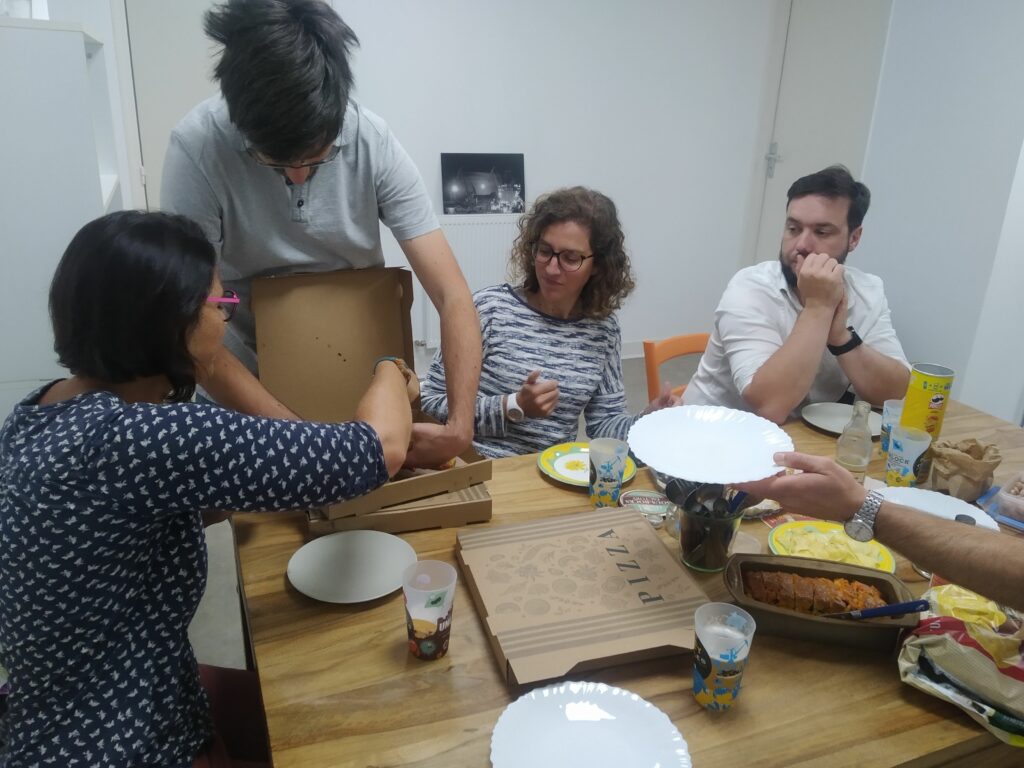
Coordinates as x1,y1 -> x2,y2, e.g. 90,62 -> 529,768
0,18 -> 123,415
100,173 -> 121,212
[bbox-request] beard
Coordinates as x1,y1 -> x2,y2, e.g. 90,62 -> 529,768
778,246 -> 850,290
779,254 -> 799,289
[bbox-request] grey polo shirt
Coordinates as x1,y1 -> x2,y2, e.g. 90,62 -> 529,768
161,96 -> 438,373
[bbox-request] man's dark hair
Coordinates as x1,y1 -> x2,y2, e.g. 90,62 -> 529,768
205,0 -> 359,162
787,165 -> 871,231
49,211 -> 216,403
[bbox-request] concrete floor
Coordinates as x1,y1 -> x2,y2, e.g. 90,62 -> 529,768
187,352 -> 701,667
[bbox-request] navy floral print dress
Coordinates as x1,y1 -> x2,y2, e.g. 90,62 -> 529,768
0,385 -> 388,767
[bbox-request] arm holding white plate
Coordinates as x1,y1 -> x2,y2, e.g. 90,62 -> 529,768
737,452 -> 1024,611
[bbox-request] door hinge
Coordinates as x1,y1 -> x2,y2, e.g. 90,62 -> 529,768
139,165 -> 147,188
765,142 -> 782,179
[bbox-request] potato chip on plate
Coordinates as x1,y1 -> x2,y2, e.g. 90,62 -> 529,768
768,520 -> 896,573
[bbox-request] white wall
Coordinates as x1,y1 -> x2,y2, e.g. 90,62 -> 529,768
751,0 -> 891,265
0,21 -> 107,413
960,135 -> 1024,425
859,0 -> 1024,402
48,0 -> 144,209
333,0 -> 786,353
124,0 -> 220,210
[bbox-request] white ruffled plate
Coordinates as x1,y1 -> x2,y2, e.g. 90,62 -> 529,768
490,681 -> 691,768
628,406 -> 794,484
880,486 -> 997,530
801,402 -> 883,437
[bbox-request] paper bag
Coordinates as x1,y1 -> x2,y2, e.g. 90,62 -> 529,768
928,439 -> 1001,502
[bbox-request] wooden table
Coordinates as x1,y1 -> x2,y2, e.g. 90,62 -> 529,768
233,401 -> 1024,767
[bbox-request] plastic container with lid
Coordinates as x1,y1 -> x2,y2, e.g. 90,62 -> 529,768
619,488 -> 673,528
992,471 -> 1024,523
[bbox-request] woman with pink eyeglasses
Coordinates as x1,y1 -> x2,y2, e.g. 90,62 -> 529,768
0,211 -> 414,767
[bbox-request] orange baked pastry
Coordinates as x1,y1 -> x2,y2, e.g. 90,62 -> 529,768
744,570 -> 887,615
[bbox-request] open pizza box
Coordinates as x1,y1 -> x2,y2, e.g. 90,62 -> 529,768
307,483 -> 492,535
456,506 -> 709,688
252,267 -> 492,533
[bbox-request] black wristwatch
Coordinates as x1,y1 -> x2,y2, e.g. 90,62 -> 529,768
827,326 -> 863,356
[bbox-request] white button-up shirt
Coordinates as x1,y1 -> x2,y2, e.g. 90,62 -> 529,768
683,260 -> 909,416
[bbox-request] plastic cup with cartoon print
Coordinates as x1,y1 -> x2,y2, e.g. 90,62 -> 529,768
880,399 -> 904,458
588,438 -> 629,507
402,560 -> 457,661
692,602 -> 756,712
885,425 -> 932,487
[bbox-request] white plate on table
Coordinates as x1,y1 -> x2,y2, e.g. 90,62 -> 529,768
880,486 -> 998,531
287,530 -> 417,604
490,681 -> 691,768
801,402 -> 882,437
628,405 -> 793,484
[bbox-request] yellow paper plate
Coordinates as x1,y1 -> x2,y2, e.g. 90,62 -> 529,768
768,520 -> 896,573
537,441 -> 637,488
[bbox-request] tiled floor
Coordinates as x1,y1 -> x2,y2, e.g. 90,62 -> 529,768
187,353 -> 700,668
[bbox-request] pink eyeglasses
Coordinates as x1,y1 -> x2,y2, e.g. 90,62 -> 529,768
207,289 -> 240,321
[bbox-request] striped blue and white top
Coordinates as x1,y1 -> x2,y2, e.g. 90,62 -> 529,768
420,284 -> 636,458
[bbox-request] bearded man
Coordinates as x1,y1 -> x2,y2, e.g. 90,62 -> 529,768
684,165 -> 910,424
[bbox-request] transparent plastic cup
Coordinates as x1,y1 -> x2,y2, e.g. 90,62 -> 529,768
588,438 -> 629,508
692,602 -> 756,711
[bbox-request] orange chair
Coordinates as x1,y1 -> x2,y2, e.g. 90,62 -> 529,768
642,333 -> 710,402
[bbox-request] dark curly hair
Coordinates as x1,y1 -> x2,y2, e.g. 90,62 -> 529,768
49,211 -> 216,403
509,186 -> 635,319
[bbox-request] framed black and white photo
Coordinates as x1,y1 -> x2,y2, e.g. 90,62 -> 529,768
441,153 -> 525,215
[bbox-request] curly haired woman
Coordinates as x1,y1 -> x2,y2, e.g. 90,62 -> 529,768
420,186 -> 675,458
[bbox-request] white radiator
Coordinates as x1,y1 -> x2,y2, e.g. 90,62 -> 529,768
419,214 -> 520,348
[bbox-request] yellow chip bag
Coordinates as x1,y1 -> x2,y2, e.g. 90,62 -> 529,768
929,584 -> 1007,631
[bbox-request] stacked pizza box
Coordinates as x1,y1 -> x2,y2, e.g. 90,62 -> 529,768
253,267 -> 492,535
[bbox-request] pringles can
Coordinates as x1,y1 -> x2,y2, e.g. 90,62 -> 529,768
899,363 -> 954,482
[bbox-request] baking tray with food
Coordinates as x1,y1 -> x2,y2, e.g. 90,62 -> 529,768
724,554 -> 920,650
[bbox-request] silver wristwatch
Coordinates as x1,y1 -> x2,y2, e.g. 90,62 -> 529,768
506,392 -> 525,423
844,489 -> 884,542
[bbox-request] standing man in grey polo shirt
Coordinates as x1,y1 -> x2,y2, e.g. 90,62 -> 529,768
161,0 -> 480,467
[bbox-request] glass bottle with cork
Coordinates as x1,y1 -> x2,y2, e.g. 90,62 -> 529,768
836,400 -> 873,483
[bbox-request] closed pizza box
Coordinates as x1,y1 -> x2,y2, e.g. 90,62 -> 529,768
457,506 -> 709,687
252,267 -> 491,529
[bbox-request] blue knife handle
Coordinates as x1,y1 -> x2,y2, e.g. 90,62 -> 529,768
852,599 -> 930,619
